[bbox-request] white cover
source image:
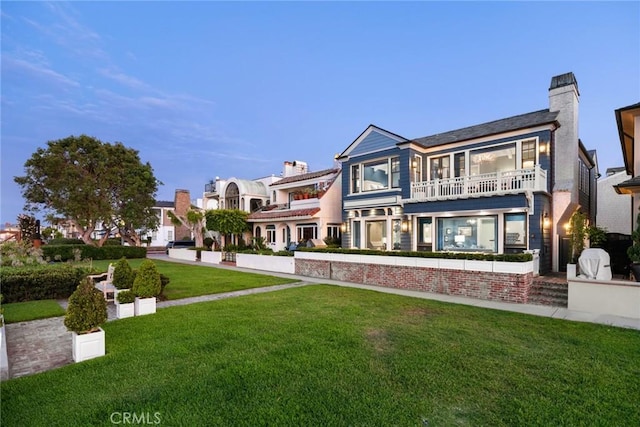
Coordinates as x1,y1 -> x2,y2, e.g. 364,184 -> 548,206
578,248 -> 612,280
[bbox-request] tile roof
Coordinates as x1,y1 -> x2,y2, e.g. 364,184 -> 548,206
248,207 -> 320,221
411,110 -> 559,148
271,168 -> 339,186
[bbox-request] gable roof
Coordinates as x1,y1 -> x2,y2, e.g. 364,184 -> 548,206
337,124 -> 409,159
410,110 -> 559,149
272,168 -> 339,186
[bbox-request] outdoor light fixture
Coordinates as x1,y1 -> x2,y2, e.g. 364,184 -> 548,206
543,212 -> 551,229
401,215 -> 411,233
340,222 -> 348,233
539,142 -> 549,154
411,158 -> 418,169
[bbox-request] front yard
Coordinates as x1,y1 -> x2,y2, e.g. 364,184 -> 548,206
2,285 -> 638,426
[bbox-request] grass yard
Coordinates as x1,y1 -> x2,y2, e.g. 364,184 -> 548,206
1,299 -> 66,324
1,285 -> 639,426
90,258 -> 296,300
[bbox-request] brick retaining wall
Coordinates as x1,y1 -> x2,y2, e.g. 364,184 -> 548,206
296,258 -> 532,303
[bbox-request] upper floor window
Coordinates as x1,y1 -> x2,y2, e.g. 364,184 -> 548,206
521,139 -> 536,168
350,157 -> 400,193
430,156 -> 450,179
470,144 -> 516,175
579,160 -> 590,193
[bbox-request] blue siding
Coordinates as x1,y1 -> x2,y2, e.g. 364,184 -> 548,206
342,147 -> 404,204
350,130 -> 401,156
403,194 -> 528,214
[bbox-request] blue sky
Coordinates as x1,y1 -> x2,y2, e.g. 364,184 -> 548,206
2,1 -> 639,226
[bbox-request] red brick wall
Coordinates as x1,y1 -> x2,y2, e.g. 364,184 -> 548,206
296,259 -> 532,303
174,189 -> 192,241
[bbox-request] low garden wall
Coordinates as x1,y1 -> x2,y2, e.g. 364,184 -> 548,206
236,253 -> 295,274
294,252 -> 534,303
168,248 -> 197,262
568,277 -> 640,319
201,251 -> 222,264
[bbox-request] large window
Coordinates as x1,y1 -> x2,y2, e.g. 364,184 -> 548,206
437,216 -> 497,252
363,160 -> 389,191
470,144 -> 516,175
521,139 -> 536,168
350,158 -> 400,193
366,221 -> 387,250
327,225 -> 341,239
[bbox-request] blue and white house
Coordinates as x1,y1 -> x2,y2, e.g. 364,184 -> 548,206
337,72 -> 598,274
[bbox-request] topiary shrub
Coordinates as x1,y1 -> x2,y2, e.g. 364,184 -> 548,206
64,277 -> 107,333
116,289 -> 135,304
131,259 -> 161,298
112,257 -> 134,290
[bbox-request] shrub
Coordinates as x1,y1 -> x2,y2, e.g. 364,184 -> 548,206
274,250 -> 294,257
102,238 -> 123,246
132,259 -> 161,298
203,237 -> 214,250
295,247 -> 533,262
0,241 -> 46,267
0,264 -> 88,303
112,258 -> 135,290
64,277 -> 107,333
323,236 -> 341,248
48,238 -> 85,245
116,290 -> 135,304
42,244 -> 147,261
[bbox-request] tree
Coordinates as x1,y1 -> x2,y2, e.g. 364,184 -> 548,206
17,214 -> 39,242
205,209 -> 249,250
167,208 -> 206,247
14,135 -> 161,247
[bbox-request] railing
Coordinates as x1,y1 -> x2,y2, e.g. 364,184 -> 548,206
410,165 -> 547,201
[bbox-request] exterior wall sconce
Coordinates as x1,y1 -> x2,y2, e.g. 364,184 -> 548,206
543,212 -> 551,229
401,215 -> 411,233
411,158 -> 418,169
340,222 -> 348,233
539,142 -> 549,153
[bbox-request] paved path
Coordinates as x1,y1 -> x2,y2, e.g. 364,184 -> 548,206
2,281 -> 312,381
2,256 -> 639,382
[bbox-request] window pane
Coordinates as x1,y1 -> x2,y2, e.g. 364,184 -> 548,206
351,164 -> 360,193
437,216 -> 496,252
366,220 -> 387,250
430,156 -> 450,179
470,144 -> 516,175
391,158 -> 400,188
522,140 -> 536,169
363,161 -> 389,191
505,213 -> 527,247
353,221 -> 361,248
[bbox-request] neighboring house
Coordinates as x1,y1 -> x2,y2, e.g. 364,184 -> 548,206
598,167 -> 632,235
337,72 -> 598,274
146,200 -> 178,247
613,103 -> 640,231
247,166 -> 343,251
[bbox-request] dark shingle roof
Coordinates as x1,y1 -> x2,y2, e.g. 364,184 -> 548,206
410,110 -> 559,149
155,201 -> 174,208
272,168 -> 339,186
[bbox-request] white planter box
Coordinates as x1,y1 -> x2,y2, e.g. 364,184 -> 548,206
438,258 -> 465,270
72,328 -> 105,362
493,261 -> 533,274
168,248 -> 198,261
464,260 -> 494,272
0,322 -> 7,380
114,288 -> 130,303
201,250 -> 222,264
135,297 -> 156,316
117,302 -> 135,319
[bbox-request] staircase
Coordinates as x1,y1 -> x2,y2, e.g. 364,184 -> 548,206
529,276 -> 568,307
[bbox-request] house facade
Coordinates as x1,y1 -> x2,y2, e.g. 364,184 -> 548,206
337,72 -> 598,274
247,166 -> 342,251
599,167 -> 632,235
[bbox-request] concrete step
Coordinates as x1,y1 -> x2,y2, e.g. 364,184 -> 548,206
529,280 -> 568,307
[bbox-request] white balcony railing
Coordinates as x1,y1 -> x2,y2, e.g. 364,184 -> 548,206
410,165 -> 547,202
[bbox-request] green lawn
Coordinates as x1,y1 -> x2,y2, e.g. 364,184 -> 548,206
2,299 -> 66,324
90,259 -> 296,300
2,285 -> 638,426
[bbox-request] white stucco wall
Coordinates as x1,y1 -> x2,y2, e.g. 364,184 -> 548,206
597,171 -> 632,234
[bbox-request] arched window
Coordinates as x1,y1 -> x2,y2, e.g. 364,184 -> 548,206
225,183 -> 240,210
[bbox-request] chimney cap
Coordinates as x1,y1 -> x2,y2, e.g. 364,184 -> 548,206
549,72 -> 579,95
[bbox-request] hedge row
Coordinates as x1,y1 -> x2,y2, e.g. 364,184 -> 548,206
296,247 -> 533,262
0,264 -> 89,303
42,245 -> 147,261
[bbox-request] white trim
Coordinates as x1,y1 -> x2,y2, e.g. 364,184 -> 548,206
344,195 -> 402,209
339,125 -> 408,159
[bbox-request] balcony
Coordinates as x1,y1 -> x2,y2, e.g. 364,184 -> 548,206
409,165 -> 547,202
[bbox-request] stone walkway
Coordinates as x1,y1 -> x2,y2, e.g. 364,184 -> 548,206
1,281 -> 312,381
